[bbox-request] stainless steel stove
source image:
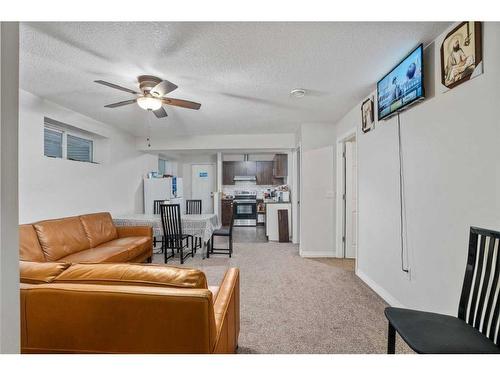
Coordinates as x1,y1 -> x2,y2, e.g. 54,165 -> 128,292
233,191 -> 257,226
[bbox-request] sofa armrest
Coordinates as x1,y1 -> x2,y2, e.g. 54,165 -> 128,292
213,268 -> 240,353
116,225 -> 153,238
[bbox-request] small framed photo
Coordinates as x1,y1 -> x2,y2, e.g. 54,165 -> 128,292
361,97 -> 374,133
440,21 -> 483,91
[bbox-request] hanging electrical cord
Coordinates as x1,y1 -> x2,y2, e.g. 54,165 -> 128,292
397,113 -> 409,273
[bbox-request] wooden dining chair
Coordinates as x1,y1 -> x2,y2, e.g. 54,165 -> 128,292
208,213 -> 234,258
385,226 -> 500,354
159,203 -> 194,264
186,199 -> 203,252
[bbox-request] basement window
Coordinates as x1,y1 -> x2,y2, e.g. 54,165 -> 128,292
43,117 -> 95,163
43,127 -> 63,158
67,134 -> 93,162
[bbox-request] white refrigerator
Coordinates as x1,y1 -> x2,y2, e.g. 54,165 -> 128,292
143,177 -> 184,214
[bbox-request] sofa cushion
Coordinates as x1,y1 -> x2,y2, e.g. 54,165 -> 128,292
58,245 -> 131,263
20,261 -> 71,284
54,263 -> 208,289
34,216 -> 91,261
96,237 -> 151,259
19,225 -> 46,262
79,212 -> 118,248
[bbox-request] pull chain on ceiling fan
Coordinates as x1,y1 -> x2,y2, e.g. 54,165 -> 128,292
94,75 -> 201,119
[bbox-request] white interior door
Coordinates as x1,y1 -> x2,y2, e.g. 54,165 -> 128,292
191,164 -> 215,214
345,141 -> 357,259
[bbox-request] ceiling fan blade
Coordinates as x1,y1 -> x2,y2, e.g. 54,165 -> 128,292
94,80 -> 139,95
153,106 -> 168,118
162,98 -> 201,110
150,80 -> 178,97
104,99 -> 137,108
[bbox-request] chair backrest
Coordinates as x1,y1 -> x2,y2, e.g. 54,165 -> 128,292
154,200 -> 168,215
458,227 -> 500,346
186,199 -> 202,214
159,204 -> 183,248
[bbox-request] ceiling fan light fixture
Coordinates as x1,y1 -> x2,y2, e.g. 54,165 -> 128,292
137,96 -> 162,111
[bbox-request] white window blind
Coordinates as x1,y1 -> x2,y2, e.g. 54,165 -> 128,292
67,134 -> 93,162
44,127 -> 63,158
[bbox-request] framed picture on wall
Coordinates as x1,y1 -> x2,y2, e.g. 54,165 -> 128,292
361,97 -> 374,133
440,21 -> 483,91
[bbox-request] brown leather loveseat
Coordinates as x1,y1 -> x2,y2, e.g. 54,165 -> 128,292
20,212 -> 152,263
20,261 -> 240,353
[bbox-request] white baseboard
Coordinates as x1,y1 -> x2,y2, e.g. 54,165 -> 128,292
300,251 -> 337,258
356,269 -> 405,308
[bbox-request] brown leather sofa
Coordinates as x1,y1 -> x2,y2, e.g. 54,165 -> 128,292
20,212 -> 152,263
20,261 -> 240,353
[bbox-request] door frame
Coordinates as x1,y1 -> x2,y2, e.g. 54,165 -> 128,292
335,128 -> 358,261
291,147 -> 300,245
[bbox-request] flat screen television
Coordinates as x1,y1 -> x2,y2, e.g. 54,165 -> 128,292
377,44 -> 424,120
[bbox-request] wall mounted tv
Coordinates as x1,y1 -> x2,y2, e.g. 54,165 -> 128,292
377,44 -> 424,120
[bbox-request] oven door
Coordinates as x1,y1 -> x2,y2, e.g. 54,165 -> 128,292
233,201 -> 257,226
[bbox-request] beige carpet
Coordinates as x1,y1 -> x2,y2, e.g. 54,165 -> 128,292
152,241 -> 412,354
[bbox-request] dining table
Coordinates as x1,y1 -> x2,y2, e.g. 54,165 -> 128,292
113,213 -> 220,259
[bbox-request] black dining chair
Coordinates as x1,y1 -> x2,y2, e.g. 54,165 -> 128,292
159,203 -> 194,264
186,199 -> 202,214
208,213 -> 234,258
385,226 -> 500,354
186,199 -> 203,252
152,200 -> 168,251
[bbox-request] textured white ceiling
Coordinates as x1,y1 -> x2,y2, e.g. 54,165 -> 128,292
20,22 -> 449,137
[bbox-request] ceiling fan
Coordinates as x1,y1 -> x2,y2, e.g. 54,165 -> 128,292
94,75 -> 201,118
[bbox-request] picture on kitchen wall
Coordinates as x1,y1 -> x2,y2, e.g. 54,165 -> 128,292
361,97 -> 374,133
440,21 -> 483,91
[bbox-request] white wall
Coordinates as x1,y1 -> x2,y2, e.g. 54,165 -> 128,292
0,22 -> 20,354
137,133 -> 296,151
19,90 -> 158,223
335,22 -> 500,314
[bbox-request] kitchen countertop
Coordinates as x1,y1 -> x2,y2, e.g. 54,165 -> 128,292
263,200 -> 291,204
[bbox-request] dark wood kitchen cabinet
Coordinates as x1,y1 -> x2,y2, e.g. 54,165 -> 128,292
273,154 -> 288,178
233,161 -> 256,177
244,161 -> 256,176
221,199 -> 234,226
256,161 -> 274,185
223,161 -> 235,185
232,161 -> 246,177
224,161 -> 257,183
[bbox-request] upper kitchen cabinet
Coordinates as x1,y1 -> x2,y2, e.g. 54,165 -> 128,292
233,161 -> 247,177
244,161 -> 257,176
256,161 -> 274,185
223,161 -> 236,185
223,155 -> 287,185
273,154 -> 288,178
223,160 -> 257,184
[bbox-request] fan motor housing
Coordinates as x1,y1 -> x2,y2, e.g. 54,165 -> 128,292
138,75 -> 162,95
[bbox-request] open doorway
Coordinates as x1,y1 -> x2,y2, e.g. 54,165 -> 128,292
336,130 -> 358,266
